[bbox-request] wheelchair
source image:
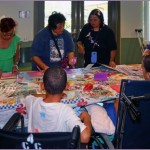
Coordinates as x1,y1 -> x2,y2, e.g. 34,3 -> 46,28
89,79 -> 150,149
2,79 -> 150,149
0,113 -> 80,149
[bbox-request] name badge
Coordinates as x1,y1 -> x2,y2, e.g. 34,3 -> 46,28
91,52 -> 97,64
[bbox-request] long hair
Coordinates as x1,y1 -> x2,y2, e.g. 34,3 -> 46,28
88,9 -> 104,28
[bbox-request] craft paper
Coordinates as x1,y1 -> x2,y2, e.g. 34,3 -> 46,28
1,72 -> 16,79
27,71 -> 43,77
110,84 -> 120,93
94,72 -> 108,81
84,64 -> 94,70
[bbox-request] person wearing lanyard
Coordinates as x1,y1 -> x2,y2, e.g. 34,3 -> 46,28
77,9 -> 117,68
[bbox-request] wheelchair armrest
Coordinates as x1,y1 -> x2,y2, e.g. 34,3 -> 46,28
2,112 -> 24,132
69,125 -> 80,149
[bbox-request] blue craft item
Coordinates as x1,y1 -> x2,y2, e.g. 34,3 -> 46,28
94,72 -> 108,81
91,52 -> 97,64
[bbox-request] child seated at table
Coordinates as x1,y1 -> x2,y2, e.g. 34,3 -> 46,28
24,66 -> 92,143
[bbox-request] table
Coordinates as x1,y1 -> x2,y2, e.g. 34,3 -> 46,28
0,65 -> 143,109
0,65 -> 143,128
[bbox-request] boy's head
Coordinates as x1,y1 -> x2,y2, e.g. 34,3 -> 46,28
43,66 -> 67,94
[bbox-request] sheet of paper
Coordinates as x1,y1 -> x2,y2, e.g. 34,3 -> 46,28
84,64 -> 94,70
1,72 -> 16,79
27,71 -> 43,77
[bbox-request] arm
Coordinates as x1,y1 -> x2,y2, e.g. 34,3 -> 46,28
32,56 -> 49,71
12,43 -> 20,74
79,112 -> 92,143
109,50 -> 117,68
77,41 -> 85,54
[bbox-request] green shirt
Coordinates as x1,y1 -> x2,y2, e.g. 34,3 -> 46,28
0,35 -> 20,73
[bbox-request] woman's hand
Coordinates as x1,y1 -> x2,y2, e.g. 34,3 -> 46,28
109,61 -> 116,68
77,41 -> 85,54
68,57 -> 77,66
78,47 -> 85,54
12,65 -> 19,75
68,52 -> 77,67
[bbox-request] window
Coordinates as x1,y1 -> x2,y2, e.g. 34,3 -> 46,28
44,1 -> 108,33
44,1 -> 71,32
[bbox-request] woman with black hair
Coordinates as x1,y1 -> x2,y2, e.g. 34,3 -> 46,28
31,12 -> 76,71
0,17 -> 20,74
77,9 -> 117,67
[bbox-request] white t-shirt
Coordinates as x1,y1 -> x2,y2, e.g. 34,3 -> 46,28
24,95 -> 86,133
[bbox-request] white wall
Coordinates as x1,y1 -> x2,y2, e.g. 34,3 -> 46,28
0,1 -> 34,42
120,1 -> 143,38
0,1 -> 144,41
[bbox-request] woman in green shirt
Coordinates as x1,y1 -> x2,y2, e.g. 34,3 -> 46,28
0,17 -> 20,75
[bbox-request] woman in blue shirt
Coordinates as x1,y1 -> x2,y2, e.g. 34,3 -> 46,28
32,12 -> 76,71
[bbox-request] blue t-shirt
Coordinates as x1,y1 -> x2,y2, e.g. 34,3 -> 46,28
31,27 -> 74,70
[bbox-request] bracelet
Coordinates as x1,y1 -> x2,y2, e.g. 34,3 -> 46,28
13,65 -> 19,69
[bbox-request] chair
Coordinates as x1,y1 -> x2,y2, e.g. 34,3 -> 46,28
0,113 -> 80,149
88,131 -> 115,149
88,79 -> 150,149
113,79 -> 150,149
2,112 -> 24,132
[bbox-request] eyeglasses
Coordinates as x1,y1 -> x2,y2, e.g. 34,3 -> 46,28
1,32 -> 14,37
0,31 -> 14,38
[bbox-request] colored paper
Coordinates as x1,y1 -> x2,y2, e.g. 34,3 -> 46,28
27,71 -> 43,77
94,72 -> 108,81
1,72 -> 16,79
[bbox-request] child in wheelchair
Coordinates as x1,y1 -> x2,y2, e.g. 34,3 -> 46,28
24,66 -> 92,144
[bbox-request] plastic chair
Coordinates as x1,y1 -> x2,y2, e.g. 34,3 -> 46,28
0,113 -> 80,149
113,79 -> 150,149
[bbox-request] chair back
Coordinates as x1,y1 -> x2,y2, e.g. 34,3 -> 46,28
114,79 -> 150,149
0,125 -> 80,149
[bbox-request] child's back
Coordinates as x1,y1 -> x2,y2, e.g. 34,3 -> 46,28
25,95 -> 86,133
25,66 -> 91,143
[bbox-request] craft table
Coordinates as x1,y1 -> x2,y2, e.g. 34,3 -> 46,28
0,65 -> 143,128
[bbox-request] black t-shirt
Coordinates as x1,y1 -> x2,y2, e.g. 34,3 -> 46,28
77,24 -> 117,67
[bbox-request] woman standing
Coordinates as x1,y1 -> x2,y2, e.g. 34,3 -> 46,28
31,12 -> 76,71
77,9 -> 117,67
0,17 -> 20,74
